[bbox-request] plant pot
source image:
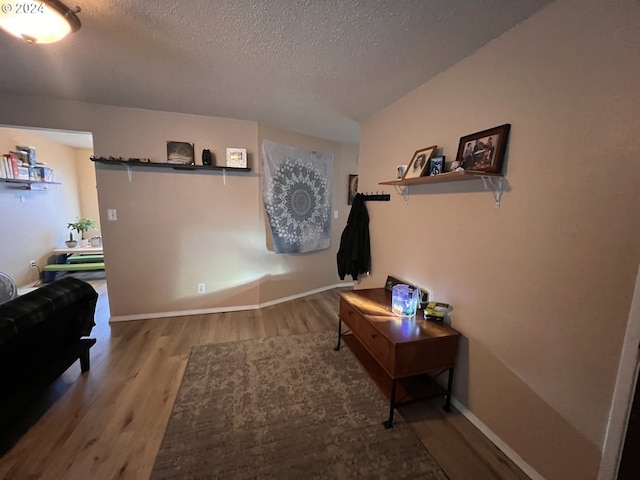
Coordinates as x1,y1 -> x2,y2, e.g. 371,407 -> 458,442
79,239 -> 90,247
65,241 -> 78,248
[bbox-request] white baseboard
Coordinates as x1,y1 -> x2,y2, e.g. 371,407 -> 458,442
108,303 -> 261,322
258,282 -> 354,308
451,398 -> 543,480
109,282 -> 354,322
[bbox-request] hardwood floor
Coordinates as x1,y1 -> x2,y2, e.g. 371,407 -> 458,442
0,281 -> 530,479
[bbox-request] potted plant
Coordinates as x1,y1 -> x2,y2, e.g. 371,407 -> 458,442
67,217 -> 97,247
65,232 -> 77,248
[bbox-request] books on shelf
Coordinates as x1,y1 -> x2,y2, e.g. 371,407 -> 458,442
41,166 -> 54,182
15,145 -> 36,166
17,166 -> 29,180
1,151 -> 55,182
1,153 -> 19,179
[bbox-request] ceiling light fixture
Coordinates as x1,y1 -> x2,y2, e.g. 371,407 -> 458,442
0,0 -> 81,44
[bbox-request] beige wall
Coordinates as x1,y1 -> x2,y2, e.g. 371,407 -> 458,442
0,99 -> 356,316
0,127 -> 83,286
92,108 -> 261,316
358,0 -> 640,478
75,147 -> 100,235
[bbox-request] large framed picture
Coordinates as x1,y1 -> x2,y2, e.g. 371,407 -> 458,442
456,124 -> 511,173
403,145 -> 437,180
167,141 -> 195,165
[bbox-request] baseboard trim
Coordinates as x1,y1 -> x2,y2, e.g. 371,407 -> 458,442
109,282 -> 355,322
258,282 -> 354,308
451,398 -> 543,480
108,303 -> 261,322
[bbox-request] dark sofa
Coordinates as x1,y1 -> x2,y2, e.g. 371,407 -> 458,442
0,277 -> 98,426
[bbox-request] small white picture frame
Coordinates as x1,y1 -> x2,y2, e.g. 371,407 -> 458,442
226,148 -> 247,168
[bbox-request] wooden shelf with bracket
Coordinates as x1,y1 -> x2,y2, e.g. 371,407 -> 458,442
379,170 -> 505,207
379,170 -> 502,186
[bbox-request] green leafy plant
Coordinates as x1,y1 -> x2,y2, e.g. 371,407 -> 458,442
67,217 -> 97,240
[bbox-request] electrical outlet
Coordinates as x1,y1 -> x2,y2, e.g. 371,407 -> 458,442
197,283 -> 205,294
29,260 -> 37,268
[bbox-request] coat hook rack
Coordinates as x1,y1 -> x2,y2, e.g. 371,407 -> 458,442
362,191 -> 390,202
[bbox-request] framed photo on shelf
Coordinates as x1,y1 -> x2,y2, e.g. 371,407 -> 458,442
348,174 -> 358,205
167,141 -> 195,165
403,145 -> 437,180
226,148 -> 247,168
429,156 -> 444,176
456,124 -> 511,173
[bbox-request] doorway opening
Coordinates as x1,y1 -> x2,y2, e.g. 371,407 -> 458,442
0,124 -> 109,317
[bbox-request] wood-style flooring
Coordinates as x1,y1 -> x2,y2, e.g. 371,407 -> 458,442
0,280 -> 530,479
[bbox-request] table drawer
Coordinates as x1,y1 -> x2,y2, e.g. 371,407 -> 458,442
340,300 -> 392,373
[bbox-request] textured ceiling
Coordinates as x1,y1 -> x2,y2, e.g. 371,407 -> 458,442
0,0 -> 552,143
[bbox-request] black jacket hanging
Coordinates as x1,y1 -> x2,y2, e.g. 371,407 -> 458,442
337,193 -> 371,280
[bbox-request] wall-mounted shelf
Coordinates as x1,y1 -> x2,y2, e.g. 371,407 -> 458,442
90,157 -> 251,172
379,170 -> 502,186
379,170 -> 505,207
2,179 -> 62,190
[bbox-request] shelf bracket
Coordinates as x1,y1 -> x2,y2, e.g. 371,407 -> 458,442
393,184 -> 409,204
481,176 -> 504,208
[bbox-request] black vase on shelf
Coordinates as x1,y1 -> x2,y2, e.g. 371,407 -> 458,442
202,149 -> 213,166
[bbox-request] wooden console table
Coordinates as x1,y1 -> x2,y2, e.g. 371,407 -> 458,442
336,288 -> 461,428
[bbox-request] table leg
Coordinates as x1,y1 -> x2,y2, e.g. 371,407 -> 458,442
383,379 -> 397,429
334,317 -> 342,351
443,366 -> 454,412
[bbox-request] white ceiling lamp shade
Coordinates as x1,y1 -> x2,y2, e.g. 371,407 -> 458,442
0,0 -> 81,44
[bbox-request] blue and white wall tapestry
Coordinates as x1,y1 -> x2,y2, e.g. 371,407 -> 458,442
262,140 -> 333,254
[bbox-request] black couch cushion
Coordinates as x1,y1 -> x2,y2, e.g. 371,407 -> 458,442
0,277 -> 97,387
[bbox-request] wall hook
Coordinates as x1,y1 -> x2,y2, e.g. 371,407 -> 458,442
362,191 -> 391,202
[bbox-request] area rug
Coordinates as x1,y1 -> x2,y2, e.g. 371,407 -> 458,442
150,332 -> 446,479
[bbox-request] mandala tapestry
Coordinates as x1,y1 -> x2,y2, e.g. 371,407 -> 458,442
262,140 -> 333,254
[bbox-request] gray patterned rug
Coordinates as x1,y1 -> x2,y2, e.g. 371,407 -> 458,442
150,332 -> 446,479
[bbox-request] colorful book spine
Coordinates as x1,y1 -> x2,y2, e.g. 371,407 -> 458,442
0,154 -> 7,178
9,153 -> 19,178
2,154 -> 13,179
